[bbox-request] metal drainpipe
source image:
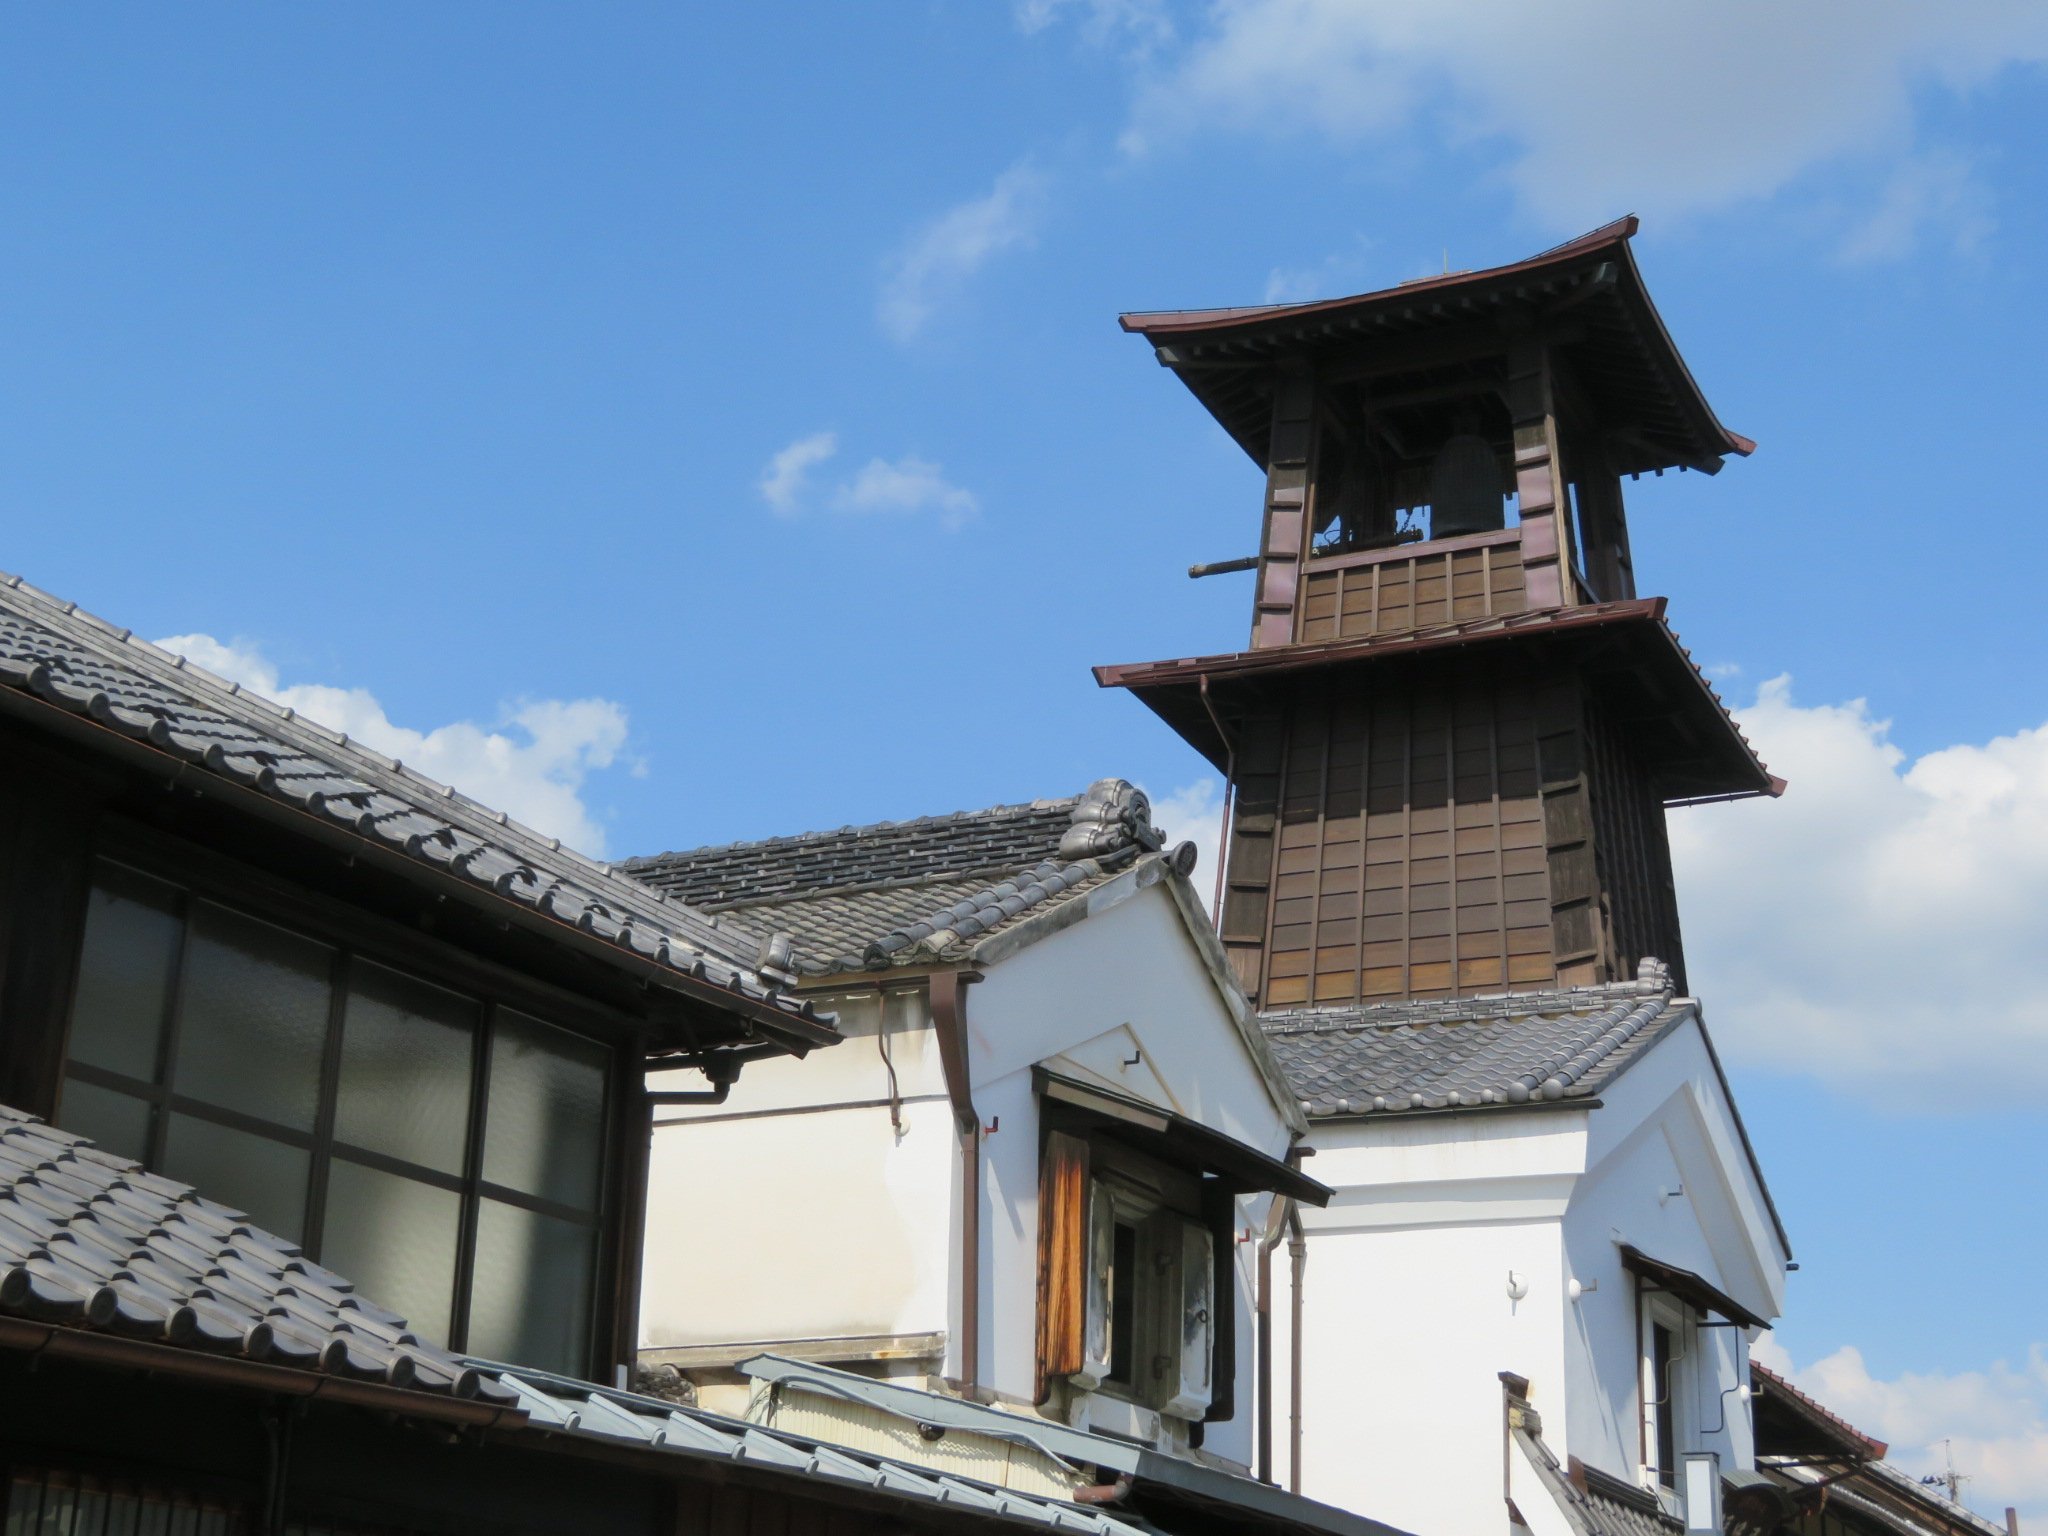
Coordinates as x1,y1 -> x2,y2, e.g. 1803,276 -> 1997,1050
1288,1202 -> 1307,1494
931,969 -> 981,1393
1255,1191 -> 1294,1484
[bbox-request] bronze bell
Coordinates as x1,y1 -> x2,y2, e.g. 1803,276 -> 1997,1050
1427,430 -> 1505,538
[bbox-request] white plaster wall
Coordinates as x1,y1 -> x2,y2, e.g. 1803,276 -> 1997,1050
640,988 -> 955,1353
967,882 -> 1299,1465
1559,1020 -> 1782,1485
1286,1217 -> 1566,1536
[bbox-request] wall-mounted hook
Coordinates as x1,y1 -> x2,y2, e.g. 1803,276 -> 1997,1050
1122,1050 -> 1142,1067
982,1116 -> 999,1136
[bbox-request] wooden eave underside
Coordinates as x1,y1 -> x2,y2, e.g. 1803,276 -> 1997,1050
1121,219 -> 1750,480
1093,601 -> 1780,804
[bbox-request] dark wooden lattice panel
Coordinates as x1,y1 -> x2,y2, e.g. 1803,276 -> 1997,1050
1229,664 -> 1617,1007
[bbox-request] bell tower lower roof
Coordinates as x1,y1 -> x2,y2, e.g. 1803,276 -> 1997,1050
1094,597 -> 1782,805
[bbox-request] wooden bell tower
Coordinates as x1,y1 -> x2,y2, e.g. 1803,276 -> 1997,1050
1097,219 -> 1783,1010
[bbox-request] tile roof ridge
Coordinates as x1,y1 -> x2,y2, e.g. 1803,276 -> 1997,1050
700,867 -> 1031,909
620,794 -> 1084,869
1261,972 -> 1676,1035
0,569 -> 722,933
1751,1359 -> 1890,1458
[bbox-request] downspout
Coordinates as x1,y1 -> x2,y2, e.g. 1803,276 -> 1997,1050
1255,1189 -> 1294,1484
1199,675 -> 1236,927
1288,1201 -> 1307,1494
931,968 -> 981,1393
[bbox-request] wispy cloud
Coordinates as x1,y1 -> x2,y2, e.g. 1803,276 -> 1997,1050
831,455 -> 980,531
1145,779 -> 1227,913
878,162 -> 1050,344
1262,237 -> 1378,304
1837,148 -> 1995,263
1015,0 -> 1173,56
758,433 -> 979,532
155,634 -> 632,857
1112,1 -> 2048,249
759,431 -> 839,516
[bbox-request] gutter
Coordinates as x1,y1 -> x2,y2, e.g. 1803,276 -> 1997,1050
930,968 -> 982,1393
1288,1201 -> 1307,1495
0,1316 -> 526,1430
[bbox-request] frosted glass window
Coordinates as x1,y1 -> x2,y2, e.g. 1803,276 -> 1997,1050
320,1157 -> 460,1343
57,1077 -> 153,1164
68,863 -> 182,1081
174,903 -> 334,1130
162,1113 -> 309,1241
482,1011 -> 607,1211
465,1198 -> 593,1374
334,962 -> 476,1175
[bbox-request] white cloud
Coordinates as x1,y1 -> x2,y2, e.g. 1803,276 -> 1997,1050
830,455 -> 980,531
1116,1 -> 2048,239
1670,678 -> 2048,1105
1837,148 -> 1995,263
1262,238 -> 1379,304
1016,0 -> 1173,55
759,431 -> 838,516
878,162 -> 1050,344
157,634 -> 631,858
1755,1337 -> 2048,1527
1146,778 -> 1227,913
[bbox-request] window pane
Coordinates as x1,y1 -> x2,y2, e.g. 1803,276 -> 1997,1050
162,1113 -> 308,1241
466,1198 -> 594,1373
334,962 -> 476,1175
68,862 -> 182,1081
482,1011 -> 607,1211
319,1157 -> 460,1343
173,903 -> 334,1130
57,1076 -> 152,1164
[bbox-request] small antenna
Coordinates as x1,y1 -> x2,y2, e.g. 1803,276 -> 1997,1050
1443,246 -> 1450,275
1920,1440 -> 1970,1504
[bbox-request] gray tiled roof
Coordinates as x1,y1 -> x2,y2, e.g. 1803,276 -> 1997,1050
1262,963 -> 1685,1118
625,780 -> 1191,977
0,571 -> 830,1048
1513,1424 -> 1679,1536
0,1102 -> 515,1401
0,1103 -> 1152,1536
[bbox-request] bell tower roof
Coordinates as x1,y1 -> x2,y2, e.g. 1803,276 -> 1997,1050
1120,216 -> 1753,481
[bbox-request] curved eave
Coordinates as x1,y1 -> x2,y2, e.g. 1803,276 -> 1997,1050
1094,600 -> 1780,804
1119,215 -> 1750,478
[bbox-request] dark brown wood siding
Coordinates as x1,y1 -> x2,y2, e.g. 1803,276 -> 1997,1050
1297,531 -> 1527,643
1583,697 -> 1687,990
1221,662 -> 1591,1006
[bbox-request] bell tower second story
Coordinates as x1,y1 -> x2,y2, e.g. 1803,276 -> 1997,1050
1097,219 -> 1782,1011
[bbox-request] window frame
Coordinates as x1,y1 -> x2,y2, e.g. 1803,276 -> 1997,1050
1035,1104 -> 1229,1427
1639,1291 -> 1697,1492
50,825 -> 634,1376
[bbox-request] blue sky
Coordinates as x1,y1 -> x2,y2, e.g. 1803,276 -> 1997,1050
4,3 -> 2046,1512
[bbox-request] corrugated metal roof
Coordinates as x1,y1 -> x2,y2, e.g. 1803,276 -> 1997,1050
0,570 -> 832,1050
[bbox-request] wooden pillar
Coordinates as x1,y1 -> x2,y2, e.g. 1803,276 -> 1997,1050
1250,366 -> 1318,648
1507,342 -> 1573,610
1574,440 -> 1636,602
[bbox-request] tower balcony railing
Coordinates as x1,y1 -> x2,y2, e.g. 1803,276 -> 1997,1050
1297,525 -> 1527,644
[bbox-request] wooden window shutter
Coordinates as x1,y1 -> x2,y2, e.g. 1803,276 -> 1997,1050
1160,1217 -> 1215,1419
1034,1129 -> 1090,1403
1200,1184 -> 1237,1424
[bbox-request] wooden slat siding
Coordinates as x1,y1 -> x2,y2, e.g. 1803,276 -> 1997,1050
1536,683 -> 1600,986
1509,341 -> 1572,610
1227,664 -> 1567,1006
1033,1129 -> 1091,1402
1300,534 -> 1531,644
1252,368 -> 1318,649
1222,714 -> 1284,999
1582,698 -> 1687,987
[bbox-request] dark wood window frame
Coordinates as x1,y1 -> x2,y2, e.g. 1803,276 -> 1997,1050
51,821 -> 636,1377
